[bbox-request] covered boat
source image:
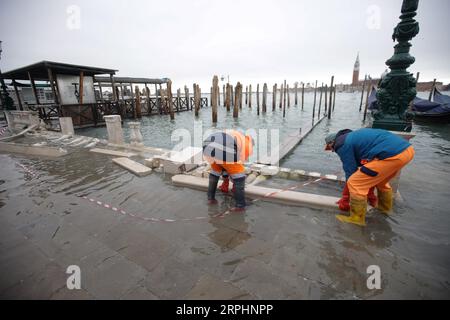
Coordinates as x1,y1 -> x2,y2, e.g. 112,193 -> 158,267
368,87 -> 450,121
412,89 -> 450,120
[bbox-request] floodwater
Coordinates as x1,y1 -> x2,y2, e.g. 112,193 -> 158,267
0,91 -> 449,299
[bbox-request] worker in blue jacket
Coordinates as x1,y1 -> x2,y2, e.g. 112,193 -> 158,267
325,128 -> 415,226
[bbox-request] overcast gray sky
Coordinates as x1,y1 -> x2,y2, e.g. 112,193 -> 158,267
1,0 -> 449,89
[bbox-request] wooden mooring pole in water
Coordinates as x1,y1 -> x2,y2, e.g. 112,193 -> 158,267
145,85 -> 150,113
313,80 -> 317,118
233,82 -> 240,118
302,83 -> 305,110
184,86 -> 190,111
279,84 -> 283,109
363,79 -> 372,122
176,88 -> 181,111
328,76 -> 334,119
248,84 -> 252,108
295,82 -> 298,106
287,84 -> 290,107
212,76 -> 218,123
135,85 -> 142,118
273,83 -> 277,111
167,80 -> 174,120
332,85 -> 336,111
283,80 -> 287,110
256,83 -> 260,115
318,83 -> 323,119
225,84 -> 231,111
239,84 -> 243,109
262,83 -> 268,113
429,78 -> 436,101
210,87 -> 213,106
223,85 -> 226,107
359,75 -> 367,111
217,85 -> 220,107
324,84 -> 328,115
231,85 -> 234,107
245,86 -> 248,106
194,84 -> 201,117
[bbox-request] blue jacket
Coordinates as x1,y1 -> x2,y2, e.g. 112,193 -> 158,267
334,128 -> 411,181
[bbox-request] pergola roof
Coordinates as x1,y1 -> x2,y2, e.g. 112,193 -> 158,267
94,76 -> 169,85
1,60 -> 117,81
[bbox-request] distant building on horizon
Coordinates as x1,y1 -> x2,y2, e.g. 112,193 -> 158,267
352,53 -> 360,86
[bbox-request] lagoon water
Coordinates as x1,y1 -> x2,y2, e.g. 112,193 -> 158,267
0,90 -> 449,299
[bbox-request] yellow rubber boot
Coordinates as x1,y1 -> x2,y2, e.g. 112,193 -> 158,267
336,197 -> 367,227
377,189 -> 393,215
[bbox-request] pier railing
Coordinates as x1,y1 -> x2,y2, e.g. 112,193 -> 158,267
26,96 -> 208,128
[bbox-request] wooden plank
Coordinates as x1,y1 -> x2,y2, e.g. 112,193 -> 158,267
112,157 -> 152,176
172,174 -> 339,210
90,148 -> 136,157
258,115 -> 326,165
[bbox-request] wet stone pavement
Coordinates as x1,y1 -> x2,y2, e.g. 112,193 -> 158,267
0,145 -> 449,299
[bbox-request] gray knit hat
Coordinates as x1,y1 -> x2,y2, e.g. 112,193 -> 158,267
325,132 -> 337,145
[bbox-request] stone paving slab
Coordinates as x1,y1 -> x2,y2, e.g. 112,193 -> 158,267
185,273 -> 250,300
112,157 -> 152,177
90,148 -> 136,158
144,256 -> 203,299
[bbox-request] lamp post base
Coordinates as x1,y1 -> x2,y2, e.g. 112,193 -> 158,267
372,119 -> 412,132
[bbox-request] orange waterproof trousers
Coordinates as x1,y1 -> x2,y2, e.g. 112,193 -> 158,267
210,162 -> 246,179
348,146 -> 415,200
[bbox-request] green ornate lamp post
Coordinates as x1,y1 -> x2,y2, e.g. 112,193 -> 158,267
372,0 -> 420,132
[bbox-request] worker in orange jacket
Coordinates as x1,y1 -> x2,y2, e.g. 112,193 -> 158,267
203,130 -> 254,212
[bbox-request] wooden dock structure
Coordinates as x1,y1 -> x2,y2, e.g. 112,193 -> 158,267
1,61 -> 208,129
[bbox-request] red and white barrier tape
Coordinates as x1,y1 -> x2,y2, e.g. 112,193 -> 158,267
15,162 -> 38,178
79,195 -> 234,223
80,174 -> 336,223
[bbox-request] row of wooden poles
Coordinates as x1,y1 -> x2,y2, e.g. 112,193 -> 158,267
132,75 -> 339,122
129,80 -> 205,120
209,75 -> 338,123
